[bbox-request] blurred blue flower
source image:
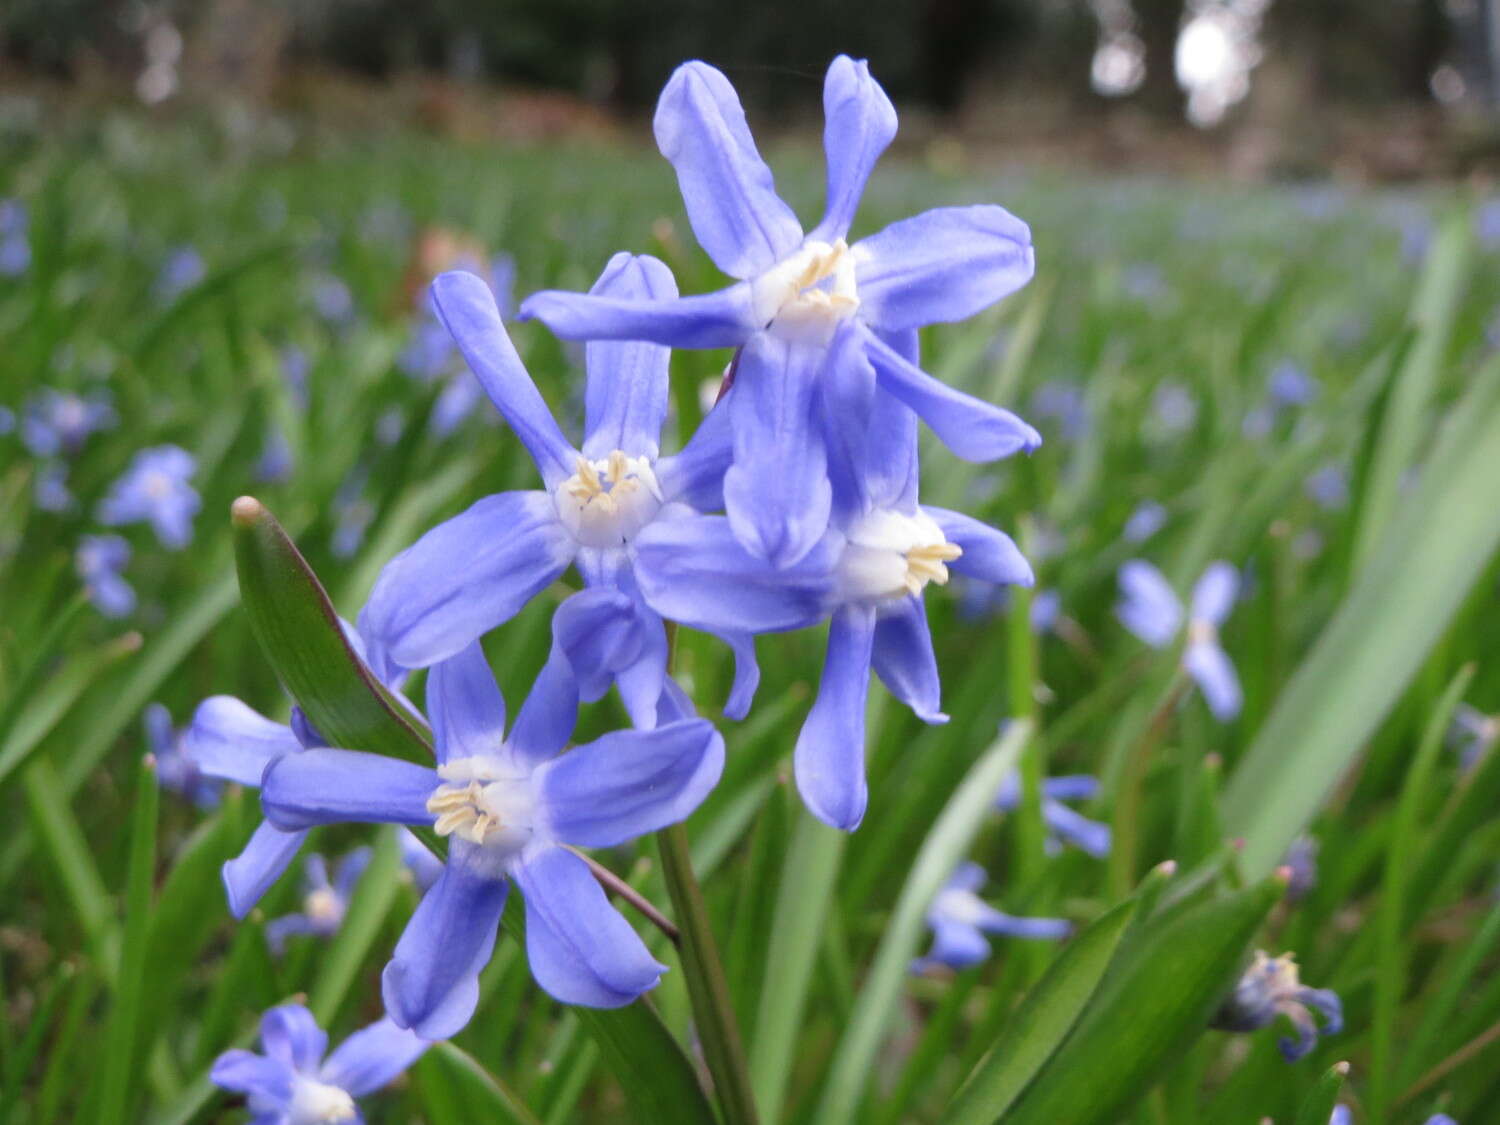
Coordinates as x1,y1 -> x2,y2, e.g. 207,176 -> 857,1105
1478,197 -> 1500,248
97,445 -> 199,549
281,346 -> 311,409
1283,835 -> 1319,902
265,850 -> 370,954
1030,380 -> 1089,440
0,199 -> 31,276
1305,462 -> 1349,511
1029,588 -> 1061,634
1151,382 -> 1197,435
1448,703 -> 1497,771
211,1004 -> 426,1124
144,702 -> 221,808
256,426 -> 294,483
1242,404 -> 1275,440
399,829 -> 444,891
1123,500 -> 1167,544
76,534 -> 135,617
522,56 -> 1038,567
259,641 -> 723,1028
1268,361 -> 1317,407
309,273 -> 355,325
1117,559 -> 1242,720
1211,950 -> 1342,1062
910,862 -> 1070,973
34,463 -> 73,512
21,388 -> 116,457
994,769 -> 1110,857
0,405 -> 13,435
156,245 -> 205,303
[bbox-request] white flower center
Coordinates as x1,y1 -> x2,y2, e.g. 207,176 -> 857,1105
1187,618 -> 1217,647
934,888 -> 987,926
143,470 -> 173,500
426,755 -> 536,854
288,1076 -> 356,1124
553,450 -> 664,549
304,887 -> 344,930
751,239 -> 859,346
57,398 -> 87,431
837,508 -> 962,603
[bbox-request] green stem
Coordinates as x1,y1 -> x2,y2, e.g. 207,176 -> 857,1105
1107,669 -> 1188,899
656,822 -> 760,1125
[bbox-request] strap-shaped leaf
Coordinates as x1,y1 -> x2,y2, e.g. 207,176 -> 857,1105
231,496 -> 432,763
1293,1062 -> 1349,1125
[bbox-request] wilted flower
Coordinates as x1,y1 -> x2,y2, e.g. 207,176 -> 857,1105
910,862 -> 1070,973
265,850 -> 370,954
211,1004 -> 426,1124
145,702 -> 221,808
994,769 -> 1110,858
21,388 -> 116,457
156,245 -> 206,303
1211,950 -> 1342,1061
522,55 -> 1038,568
1117,559 -> 1242,720
260,642 -> 723,1030
98,445 -> 200,549
75,534 -> 135,617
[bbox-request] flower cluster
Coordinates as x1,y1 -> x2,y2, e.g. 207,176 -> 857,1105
201,53 -> 1045,1116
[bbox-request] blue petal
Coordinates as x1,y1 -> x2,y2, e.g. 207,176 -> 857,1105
945,861 -> 988,894
1190,561 -> 1239,626
633,514 -> 836,635
923,507 -> 1034,587
653,61 -> 803,279
535,719 -> 724,847
519,285 -> 756,349
864,335 -> 921,512
809,56 -> 897,244
261,750 -> 437,830
583,254 -> 676,461
816,323 -> 877,524
143,703 -> 174,757
260,1003 -> 327,1071
1042,774 -> 1100,802
210,1049 -> 293,1103
871,597 -> 947,724
854,205 -> 1035,331
1044,801 -> 1112,858
794,604 -> 876,830
222,821 -> 308,919
972,902 -> 1072,940
724,332 -> 832,567
382,845 -> 508,1040
1116,560 -> 1182,648
915,919 -> 991,971
430,270 -> 577,483
655,395 -> 734,511
186,696 -> 301,787
265,913 -> 318,954
610,599 -> 670,730
320,1019 -> 429,1096
514,845 -> 666,1008
862,327 -> 1041,461
427,642 -> 507,764
360,489 -> 574,670
1185,640 -> 1242,721
716,630 -> 761,720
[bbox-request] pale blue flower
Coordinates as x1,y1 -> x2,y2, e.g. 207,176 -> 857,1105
97,445 -> 199,549
1448,703 -> 1497,771
0,199 -> 30,276
1116,559 -> 1242,720
1123,500 -> 1167,544
264,850 -> 370,954
21,388 -> 116,457
34,464 -> 73,512
1269,361 -> 1317,406
256,427 -> 294,484
156,246 -> 206,303
1305,462 -> 1349,511
76,534 -> 135,618
995,770 -> 1110,857
910,862 -> 1070,973
1152,382 -> 1197,434
145,703 -> 221,808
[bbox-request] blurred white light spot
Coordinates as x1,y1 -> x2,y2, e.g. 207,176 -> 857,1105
1093,32 -> 1147,96
1175,2 -> 1266,128
145,22 -> 183,65
136,64 -> 178,105
1430,65 -> 1466,103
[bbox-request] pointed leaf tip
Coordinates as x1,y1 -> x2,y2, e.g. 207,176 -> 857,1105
231,495 -> 264,527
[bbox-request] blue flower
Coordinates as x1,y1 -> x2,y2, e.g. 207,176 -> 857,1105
1268,360 -> 1318,407
21,388 -> 116,457
144,703 -> 221,808
1305,462 -> 1350,511
361,256 -> 758,727
265,850 -> 371,954
1329,1108 -> 1350,1125
1116,559 -> 1242,721
0,199 -> 31,277
521,56 -> 1038,567
34,463 -> 73,512
75,534 -> 135,618
1123,500 -> 1167,544
1151,381 -> 1197,436
1447,703 -> 1497,771
1282,835 -> 1318,902
1211,950 -> 1342,1062
910,862 -> 1070,974
156,246 -> 206,303
309,273 -> 355,325
281,346 -> 311,409
256,427 -> 294,484
399,828 -> 444,891
211,1003 -> 426,1124
97,445 -> 200,549
259,641 -> 724,1029
0,405 -> 13,435
1030,380 -> 1089,440
994,769 -> 1110,858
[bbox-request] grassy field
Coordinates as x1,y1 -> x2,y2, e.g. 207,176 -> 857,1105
3,109 -> 1500,1123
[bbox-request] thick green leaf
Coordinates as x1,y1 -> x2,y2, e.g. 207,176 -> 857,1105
231,496 -> 432,763
425,1042 -> 545,1125
1000,873 -> 1284,1125
1293,1062 -> 1349,1125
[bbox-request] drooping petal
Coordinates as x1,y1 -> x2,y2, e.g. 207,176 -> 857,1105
583,253 -> 676,461
264,913 -> 318,955
853,205 -> 1035,331
1190,561 -> 1240,627
634,514 -> 836,635
716,630 -> 761,720
261,750 -> 437,830
382,846 -> 508,1040
210,1050 -> 293,1102
653,61 -> 803,279
430,271 -> 575,484
816,322 -> 877,524
359,490 -> 575,671
535,719 -> 725,847
426,642 -> 507,765
913,919 -> 991,972
863,327 -> 1041,462
1044,800 -> 1112,858
333,848 -> 372,899
809,55 -> 898,244
185,696 -> 301,787
1116,560 -> 1183,648
1185,639 -> 1243,721
655,394 -> 735,511
971,902 -> 1073,940
794,604 -> 877,831
1041,774 -> 1100,802
320,1019 -> 429,1096
260,1004 -> 327,1072
610,599 -> 669,730
223,821 -> 309,919
513,845 -> 666,1008
923,507 -> 1034,587
864,332 -> 921,512
871,597 -> 947,724
723,332 -> 832,567
519,285 -> 757,349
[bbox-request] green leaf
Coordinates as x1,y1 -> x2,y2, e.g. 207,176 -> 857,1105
308,826 -> 406,1025
1224,351 -> 1500,877
231,496 -> 432,763
812,720 -> 1032,1125
424,1042 -> 545,1125
1293,1062 -> 1350,1125
947,868 -> 1162,1122
999,873 -> 1284,1125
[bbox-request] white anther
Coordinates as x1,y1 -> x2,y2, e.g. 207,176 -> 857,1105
553,450 -> 664,549
427,756 -> 535,855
